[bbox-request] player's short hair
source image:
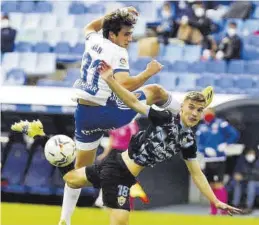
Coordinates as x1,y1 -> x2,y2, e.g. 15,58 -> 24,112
184,91 -> 206,103
102,10 -> 137,39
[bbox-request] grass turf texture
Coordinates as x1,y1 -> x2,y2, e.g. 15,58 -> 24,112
1,203 -> 258,225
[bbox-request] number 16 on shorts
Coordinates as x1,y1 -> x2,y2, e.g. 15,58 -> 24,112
117,185 -> 129,207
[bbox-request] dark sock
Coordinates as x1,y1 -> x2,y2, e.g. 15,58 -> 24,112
34,135 -> 50,147
58,162 -> 75,177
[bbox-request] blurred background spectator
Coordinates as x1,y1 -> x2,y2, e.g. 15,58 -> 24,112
215,21 -> 242,60
232,148 -> 259,214
196,108 -> 240,215
1,14 -> 16,53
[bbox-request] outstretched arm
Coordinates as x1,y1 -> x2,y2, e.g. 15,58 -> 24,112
98,61 -> 149,115
185,159 -> 242,216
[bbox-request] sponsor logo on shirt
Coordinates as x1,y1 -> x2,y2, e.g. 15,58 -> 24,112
119,58 -> 127,67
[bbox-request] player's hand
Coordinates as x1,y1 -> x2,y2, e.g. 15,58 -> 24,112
145,59 -> 164,76
98,61 -> 113,81
215,201 -> 242,216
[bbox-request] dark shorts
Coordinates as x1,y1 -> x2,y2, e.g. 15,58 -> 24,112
85,150 -> 136,211
204,161 -> 226,183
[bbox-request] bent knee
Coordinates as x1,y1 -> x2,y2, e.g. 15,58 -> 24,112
142,84 -> 167,105
63,168 -> 87,189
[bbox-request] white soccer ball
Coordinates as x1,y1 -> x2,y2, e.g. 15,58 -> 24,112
44,135 -> 76,167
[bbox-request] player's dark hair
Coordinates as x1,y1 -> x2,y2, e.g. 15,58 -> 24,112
184,91 -> 206,103
102,10 -> 136,39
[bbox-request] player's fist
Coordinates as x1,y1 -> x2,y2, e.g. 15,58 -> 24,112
98,61 -> 113,81
145,60 -> 164,76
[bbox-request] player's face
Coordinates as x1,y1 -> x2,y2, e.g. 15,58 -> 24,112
113,26 -> 133,48
181,99 -> 205,127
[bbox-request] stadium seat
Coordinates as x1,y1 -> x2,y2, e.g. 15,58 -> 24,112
242,19 -> 259,36
18,1 -> 35,13
1,143 -> 28,193
162,45 -> 184,62
127,42 -> 138,61
252,6 -> 259,19
69,1 -> 85,14
57,15 -> 75,30
34,42 -> 51,53
188,61 -> 206,73
85,3 -> 105,14
51,168 -> 65,195
235,76 -> 255,90
245,61 -> 259,75
1,1 -> 18,13
61,29 -> 80,46
183,45 -> 201,62
23,146 -> 53,195
19,52 -> 37,74
176,73 -> 199,91
131,57 -> 152,71
206,61 -> 226,74
196,74 -> 217,88
54,42 -> 71,54
9,13 -> 24,30
2,52 -> 20,71
22,13 -> 41,30
133,17 -> 147,38
157,71 -> 177,91
52,1 -> 70,17
36,53 -> 56,74
74,15 -> 87,28
249,36 -> 259,48
15,42 -> 33,52
40,13 -> 57,30
37,79 -> 71,87
227,60 -> 245,74
65,68 -> 80,83
4,69 -> 26,85
44,30 -> 62,46
71,42 -> 84,59
216,75 -> 236,89
35,1 -> 52,13
169,61 -> 188,72
16,29 -> 44,43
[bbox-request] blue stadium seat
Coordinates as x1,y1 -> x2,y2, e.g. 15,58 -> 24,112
131,57 -> 152,71
65,68 -> 80,83
128,42 -> 138,61
1,143 -> 28,193
2,52 -> 20,71
71,42 -> 84,57
176,73 -> 199,92
235,76 -> 254,89
85,4 -> 105,14
183,45 -> 201,62
35,1 -> 52,13
24,146 -> 53,195
162,45 -> 183,62
196,74 -> 217,88
69,2 -> 85,14
206,61 -> 226,74
51,168 -> 65,195
5,69 -> 26,85
1,1 -> 18,13
157,71 -> 178,91
227,60 -> 245,74
169,61 -> 188,72
18,1 -> 35,13
188,61 -> 206,73
252,6 -> 259,19
242,44 -> 259,60
15,42 -> 33,52
245,61 -> 259,75
250,36 -> 259,48
34,42 -> 51,53
216,75 -> 235,89
54,42 -> 71,54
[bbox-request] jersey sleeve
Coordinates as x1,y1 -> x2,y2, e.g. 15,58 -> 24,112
111,49 -> 130,74
148,106 -> 172,127
181,138 -> 197,160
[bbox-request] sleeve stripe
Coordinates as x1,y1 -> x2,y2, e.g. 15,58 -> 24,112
113,69 -> 129,74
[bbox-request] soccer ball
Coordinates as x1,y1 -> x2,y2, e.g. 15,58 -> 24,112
44,135 -> 76,167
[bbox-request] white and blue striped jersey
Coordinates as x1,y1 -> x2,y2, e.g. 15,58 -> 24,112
73,32 -> 129,106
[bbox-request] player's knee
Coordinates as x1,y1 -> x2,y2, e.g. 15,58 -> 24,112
143,84 -> 167,104
63,170 -> 84,189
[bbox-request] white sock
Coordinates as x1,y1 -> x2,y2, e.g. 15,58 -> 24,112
159,92 -> 180,114
60,184 -> 81,225
94,189 -> 104,208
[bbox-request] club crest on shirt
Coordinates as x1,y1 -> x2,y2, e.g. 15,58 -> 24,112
134,92 -> 142,99
120,58 -> 127,65
117,196 -> 126,206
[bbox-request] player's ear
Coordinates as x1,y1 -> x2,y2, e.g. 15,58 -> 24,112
109,31 -> 116,41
